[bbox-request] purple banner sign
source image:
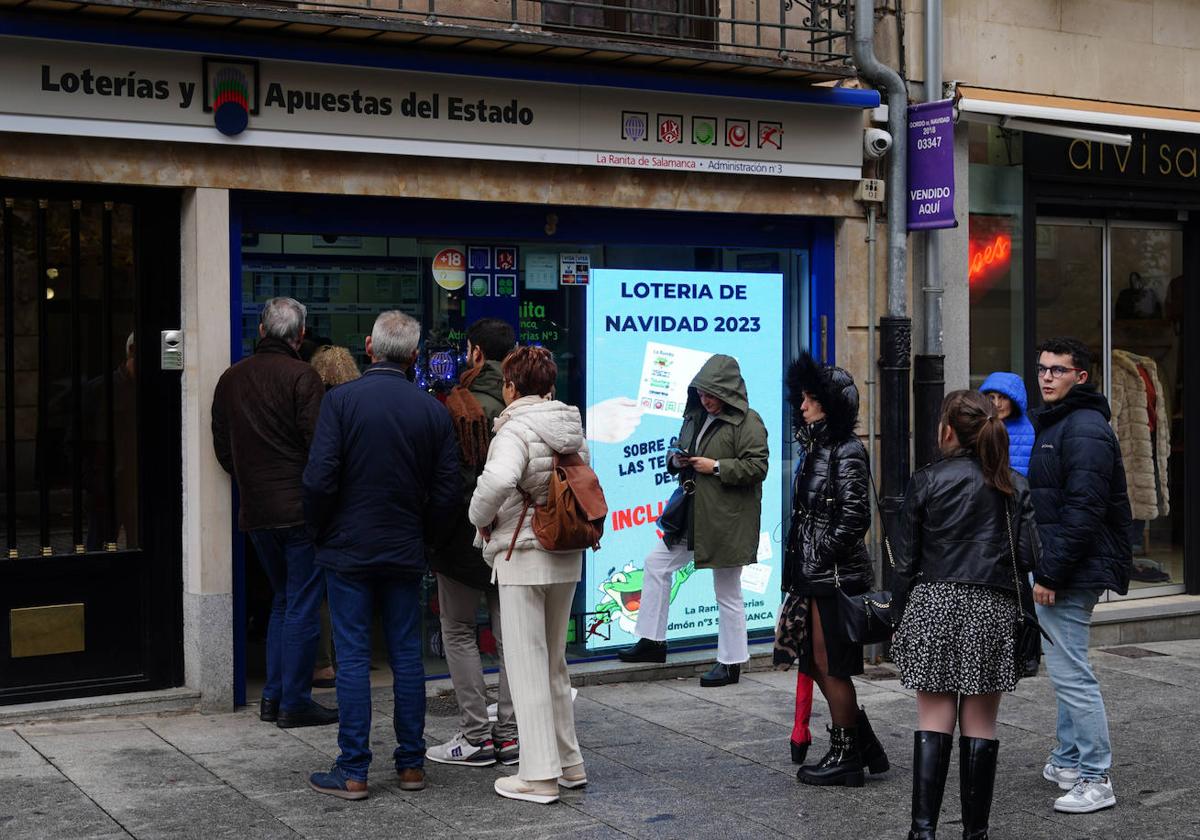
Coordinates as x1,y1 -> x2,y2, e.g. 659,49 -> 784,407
907,99 -> 957,230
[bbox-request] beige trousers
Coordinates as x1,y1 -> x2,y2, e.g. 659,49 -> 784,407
498,580 -> 583,781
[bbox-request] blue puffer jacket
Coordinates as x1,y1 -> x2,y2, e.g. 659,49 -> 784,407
980,371 -> 1035,476
1028,385 -> 1133,594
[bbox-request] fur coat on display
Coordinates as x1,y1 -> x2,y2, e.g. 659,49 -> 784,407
1111,350 -> 1170,521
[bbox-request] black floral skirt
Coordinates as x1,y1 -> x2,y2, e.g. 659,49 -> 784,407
891,582 -> 1019,694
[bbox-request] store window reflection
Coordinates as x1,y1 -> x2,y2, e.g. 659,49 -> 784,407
1109,225 -> 1184,589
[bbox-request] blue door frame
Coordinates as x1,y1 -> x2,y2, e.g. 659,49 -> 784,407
227,191 -> 838,705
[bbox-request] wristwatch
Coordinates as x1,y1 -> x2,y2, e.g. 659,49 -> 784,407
712,460 -> 721,476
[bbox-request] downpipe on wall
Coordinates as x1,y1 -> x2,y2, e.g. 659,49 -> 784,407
854,0 -> 910,584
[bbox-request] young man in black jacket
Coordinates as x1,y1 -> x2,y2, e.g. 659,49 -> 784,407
1027,337 -> 1132,815
425,319 -> 520,769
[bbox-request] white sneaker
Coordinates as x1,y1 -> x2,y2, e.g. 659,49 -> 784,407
425,732 -> 496,766
494,775 -> 560,804
1043,762 -> 1082,791
1054,777 -> 1116,814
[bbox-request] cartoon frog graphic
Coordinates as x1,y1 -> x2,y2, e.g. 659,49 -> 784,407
590,560 -> 696,637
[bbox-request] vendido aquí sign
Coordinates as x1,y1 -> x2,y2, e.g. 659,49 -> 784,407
5,35 -> 867,179
907,99 -> 958,230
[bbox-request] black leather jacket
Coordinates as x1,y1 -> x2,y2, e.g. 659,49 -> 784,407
784,423 -> 873,594
894,453 -> 1041,620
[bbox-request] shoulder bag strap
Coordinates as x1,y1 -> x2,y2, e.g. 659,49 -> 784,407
1004,498 -> 1023,594
503,494 -> 532,563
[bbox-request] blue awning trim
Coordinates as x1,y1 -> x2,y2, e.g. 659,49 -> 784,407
0,11 -> 880,109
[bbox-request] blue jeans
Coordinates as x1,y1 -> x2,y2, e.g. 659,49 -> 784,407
326,569 -> 426,781
1036,588 -> 1113,780
247,526 -> 323,713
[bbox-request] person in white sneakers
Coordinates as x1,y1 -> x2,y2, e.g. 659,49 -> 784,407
470,347 -> 589,804
1027,338 -> 1132,815
426,319 -> 520,769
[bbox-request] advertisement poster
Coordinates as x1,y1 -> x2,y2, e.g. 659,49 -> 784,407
907,99 -> 957,231
584,269 -> 785,651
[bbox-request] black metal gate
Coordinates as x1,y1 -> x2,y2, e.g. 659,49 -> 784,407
0,182 -> 182,704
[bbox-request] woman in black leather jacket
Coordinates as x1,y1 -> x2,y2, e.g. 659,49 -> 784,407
892,390 -> 1040,840
784,354 -> 888,788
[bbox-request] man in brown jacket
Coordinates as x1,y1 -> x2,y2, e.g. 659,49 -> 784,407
212,297 -> 337,729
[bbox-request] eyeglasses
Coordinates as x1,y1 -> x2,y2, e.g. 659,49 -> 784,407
1036,364 -> 1085,380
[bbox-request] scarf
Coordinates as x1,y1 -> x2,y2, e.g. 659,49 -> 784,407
445,365 -> 489,469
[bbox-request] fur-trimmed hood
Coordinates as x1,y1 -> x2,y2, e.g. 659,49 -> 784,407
787,352 -> 860,443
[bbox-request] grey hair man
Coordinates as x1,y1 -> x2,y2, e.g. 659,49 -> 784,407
212,296 -> 337,730
304,311 -> 460,799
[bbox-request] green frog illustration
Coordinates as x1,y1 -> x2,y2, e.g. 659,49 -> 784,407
590,560 -> 697,638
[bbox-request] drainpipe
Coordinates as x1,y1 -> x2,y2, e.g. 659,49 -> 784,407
913,0 -> 945,470
854,0 -> 910,577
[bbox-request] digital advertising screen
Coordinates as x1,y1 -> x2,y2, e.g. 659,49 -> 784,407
583,268 -> 785,652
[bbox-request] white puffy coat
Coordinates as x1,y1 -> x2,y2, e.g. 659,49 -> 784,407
469,395 -> 589,585
1111,350 -> 1170,521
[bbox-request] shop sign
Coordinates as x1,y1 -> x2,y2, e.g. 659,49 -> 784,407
583,269 -> 784,651
2,35 -> 864,180
1025,130 -> 1200,188
431,247 -> 465,290
524,253 -> 559,291
907,99 -> 957,230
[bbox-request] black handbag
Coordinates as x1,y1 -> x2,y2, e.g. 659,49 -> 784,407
1005,501 -> 1052,680
831,464 -> 895,647
834,542 -> 895,646
658,483 -> 693,546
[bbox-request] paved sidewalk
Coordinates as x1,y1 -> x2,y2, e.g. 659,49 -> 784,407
3,639 -> 1199,840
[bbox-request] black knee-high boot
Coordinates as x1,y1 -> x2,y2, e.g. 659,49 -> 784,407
959,737 -> 999,840
907,731 -> 953,840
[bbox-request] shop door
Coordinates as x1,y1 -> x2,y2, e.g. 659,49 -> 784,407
1035,217 -> 1185,599
0,186 -> 183,705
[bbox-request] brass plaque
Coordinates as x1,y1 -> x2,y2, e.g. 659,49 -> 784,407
10,603 -> 85,658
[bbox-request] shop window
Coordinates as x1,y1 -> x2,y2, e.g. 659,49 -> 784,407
543,0 -> 717,47
239,231 -> 809,675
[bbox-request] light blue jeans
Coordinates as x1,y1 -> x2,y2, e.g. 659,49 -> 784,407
1036,588 -> 1112,781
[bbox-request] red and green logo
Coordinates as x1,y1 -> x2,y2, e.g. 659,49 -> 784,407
202,58 -> 260,137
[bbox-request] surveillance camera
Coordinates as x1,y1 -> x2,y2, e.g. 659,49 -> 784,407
864,128 -> 893,159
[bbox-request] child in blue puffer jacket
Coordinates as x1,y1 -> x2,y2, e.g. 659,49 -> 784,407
980,371 -> 1035,475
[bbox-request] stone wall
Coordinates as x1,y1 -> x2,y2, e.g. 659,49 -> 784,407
905,0 -> 1200,109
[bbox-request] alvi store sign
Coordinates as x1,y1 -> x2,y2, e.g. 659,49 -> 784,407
1,35 -> 866,180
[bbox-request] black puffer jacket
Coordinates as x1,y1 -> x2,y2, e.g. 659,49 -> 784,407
894,454 -> 1041,620
783,355 -> 872,595
1028,385 -> 1133,594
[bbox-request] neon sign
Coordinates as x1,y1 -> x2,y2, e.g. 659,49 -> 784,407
968,233 -> 1012,283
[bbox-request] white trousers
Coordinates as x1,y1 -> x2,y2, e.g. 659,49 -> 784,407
634,540 -> 749,665
498,580 -> 583,781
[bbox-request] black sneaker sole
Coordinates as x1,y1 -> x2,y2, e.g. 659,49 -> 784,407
797,769 -> 865,788
426,754 -> 497,767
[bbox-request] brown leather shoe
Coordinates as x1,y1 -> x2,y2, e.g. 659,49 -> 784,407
397,767 -> 426,791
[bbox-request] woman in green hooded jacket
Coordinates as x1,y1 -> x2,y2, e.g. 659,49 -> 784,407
617,354 -> 769,687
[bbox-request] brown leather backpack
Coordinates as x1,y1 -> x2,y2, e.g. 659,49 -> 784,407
504,452 -> 608,559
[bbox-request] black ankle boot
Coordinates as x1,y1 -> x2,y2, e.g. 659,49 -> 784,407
699,662 -> 740,687
617,638 -> 667,663
790,739 -> 810,765
959,736 -> 999,840
856,707 -> 890,775
797,726 -> 864,787
907,730 -> 953,840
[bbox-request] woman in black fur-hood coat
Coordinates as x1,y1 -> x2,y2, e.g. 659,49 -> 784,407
783,353 -> 887,788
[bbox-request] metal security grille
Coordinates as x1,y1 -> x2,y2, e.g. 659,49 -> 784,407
0,196 -> 139,560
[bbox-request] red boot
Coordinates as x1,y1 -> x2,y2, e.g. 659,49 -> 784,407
790,670 -> 814,764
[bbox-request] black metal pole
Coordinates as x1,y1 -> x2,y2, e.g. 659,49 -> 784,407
102,203 -> 116,551
70,201 -> 83,554
879,315 -> 911,593
35,199 -> 50,557
913,353 -> 945,471
3,198 -> 15,559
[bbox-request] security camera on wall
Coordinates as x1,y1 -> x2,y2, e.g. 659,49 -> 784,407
864,128 -> 893,159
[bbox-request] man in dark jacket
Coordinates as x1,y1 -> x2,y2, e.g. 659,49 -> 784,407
304,311 -> 460,800
425,319 -> 520,769
212,297 -> 336,729
1028,336 -> 1132,815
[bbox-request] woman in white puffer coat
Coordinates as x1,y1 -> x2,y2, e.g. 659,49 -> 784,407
469,346 -> 589,805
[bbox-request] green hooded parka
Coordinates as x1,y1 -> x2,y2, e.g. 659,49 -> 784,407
671,354 -> 769,569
